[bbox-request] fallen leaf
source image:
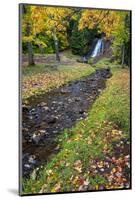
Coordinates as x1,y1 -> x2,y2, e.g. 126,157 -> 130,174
51,182 -> 61,193
95,185 -> 99,190
74,160 -> 82,173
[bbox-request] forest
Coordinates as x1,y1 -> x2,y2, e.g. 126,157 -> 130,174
20,4 -> 131,195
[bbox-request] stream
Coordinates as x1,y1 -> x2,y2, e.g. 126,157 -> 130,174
22,68 -> 111,177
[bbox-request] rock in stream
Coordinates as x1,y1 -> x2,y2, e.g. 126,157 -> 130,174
21,68 -> 111,177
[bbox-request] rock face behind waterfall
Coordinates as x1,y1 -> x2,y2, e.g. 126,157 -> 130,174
84,38 -> 99,60
91,39 -> 112,64
78,36 -> 111,63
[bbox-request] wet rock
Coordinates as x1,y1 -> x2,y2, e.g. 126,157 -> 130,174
46,116 -> 58,124
38,102 -> 47,107
67,98 -> 73,103
28,155 -> 36,164
52,130 -> 59,134
60,88 -> 70,94
32,133 -> 43,144
98,89 -> 102,93
91,89 -> 98,95
29,108 -> 36,114
22,105 -> 29,113
39,129 -> 47,134
82,89 -> 87,92
58,102 -> 63,106
52,101 -> 57,104
54,145 -> 60,151
81,80 -> 86,83
44,106 -> 50,111
79,109 -> 85,114
73,80 -> 79,84
22,127 -> 29,132
74,97 -> 82,102
24,164 -> 31,169
77,117 -> 84,121
28,115 -> 34,120
88,78 -> 95,81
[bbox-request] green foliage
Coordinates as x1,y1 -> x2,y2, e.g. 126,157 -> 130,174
22,32 -> 69,54
70,25 -> 97,55
21,5 -> 130,65
22,5 -> 73,56
111,12 -> 131,65
88,57 -> 94,65
57,33 -> 69,51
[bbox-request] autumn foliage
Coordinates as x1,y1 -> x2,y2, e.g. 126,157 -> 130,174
21,5 -> 130,65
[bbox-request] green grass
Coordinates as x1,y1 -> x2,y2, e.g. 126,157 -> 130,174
22,63 -> 94,103
90,57 -> 122,69
22,66 -> 130,194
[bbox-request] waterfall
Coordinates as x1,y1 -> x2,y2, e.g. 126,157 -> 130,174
80,38 -> 104,62
91,39 -> 103,58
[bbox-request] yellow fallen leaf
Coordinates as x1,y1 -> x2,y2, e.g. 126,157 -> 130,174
46,169 -> 53,175
95,184 -> 99,190
74,160 -> 82,173
111,168 -> 116,173
51,182 -> 61,193
72,176 -> 79,185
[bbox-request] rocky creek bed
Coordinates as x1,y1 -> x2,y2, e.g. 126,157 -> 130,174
22,68 -> 111,178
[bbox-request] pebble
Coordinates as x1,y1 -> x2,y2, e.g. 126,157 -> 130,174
39,102 -> 47,107
44,106 -> 50,111
28,156 -> 36,164
28,115 -> 33,120
74,97 -> 81,101
24,164 -> 31,169
100,168 -> 105,172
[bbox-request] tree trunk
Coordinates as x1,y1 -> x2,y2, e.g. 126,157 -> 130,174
121,44 -> 125,67
27,23 -> 35,66
53,34 -> 60,62
28,41 -> 34,65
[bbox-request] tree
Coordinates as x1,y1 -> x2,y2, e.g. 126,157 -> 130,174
22,5 -> 74,62
111,12 -> 130,66
68,9 -> 98,56
22,5 -> 35,65
78,9 -> 130,66
40,7 -> 73,61
78,10 -> 121,38
22,5 -> 48,65
70,25 -> 97,55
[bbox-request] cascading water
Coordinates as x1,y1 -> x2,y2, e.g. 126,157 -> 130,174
78,36 -> 105,63
81,38 -> 104,62
91,38 -> 103,58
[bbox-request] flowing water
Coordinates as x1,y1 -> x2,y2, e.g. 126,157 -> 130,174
22,68 -> 111,177
91,39 -> 103,58
81,38 -> 104,62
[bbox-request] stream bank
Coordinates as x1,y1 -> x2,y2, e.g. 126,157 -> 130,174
22,68 -> 111,177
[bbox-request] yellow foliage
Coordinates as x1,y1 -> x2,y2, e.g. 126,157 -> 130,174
22,5 -> 73,44
79,10 -> 121,38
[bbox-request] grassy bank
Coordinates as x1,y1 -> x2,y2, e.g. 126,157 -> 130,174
22,64 -> 94,104
22,67 -> 130,194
